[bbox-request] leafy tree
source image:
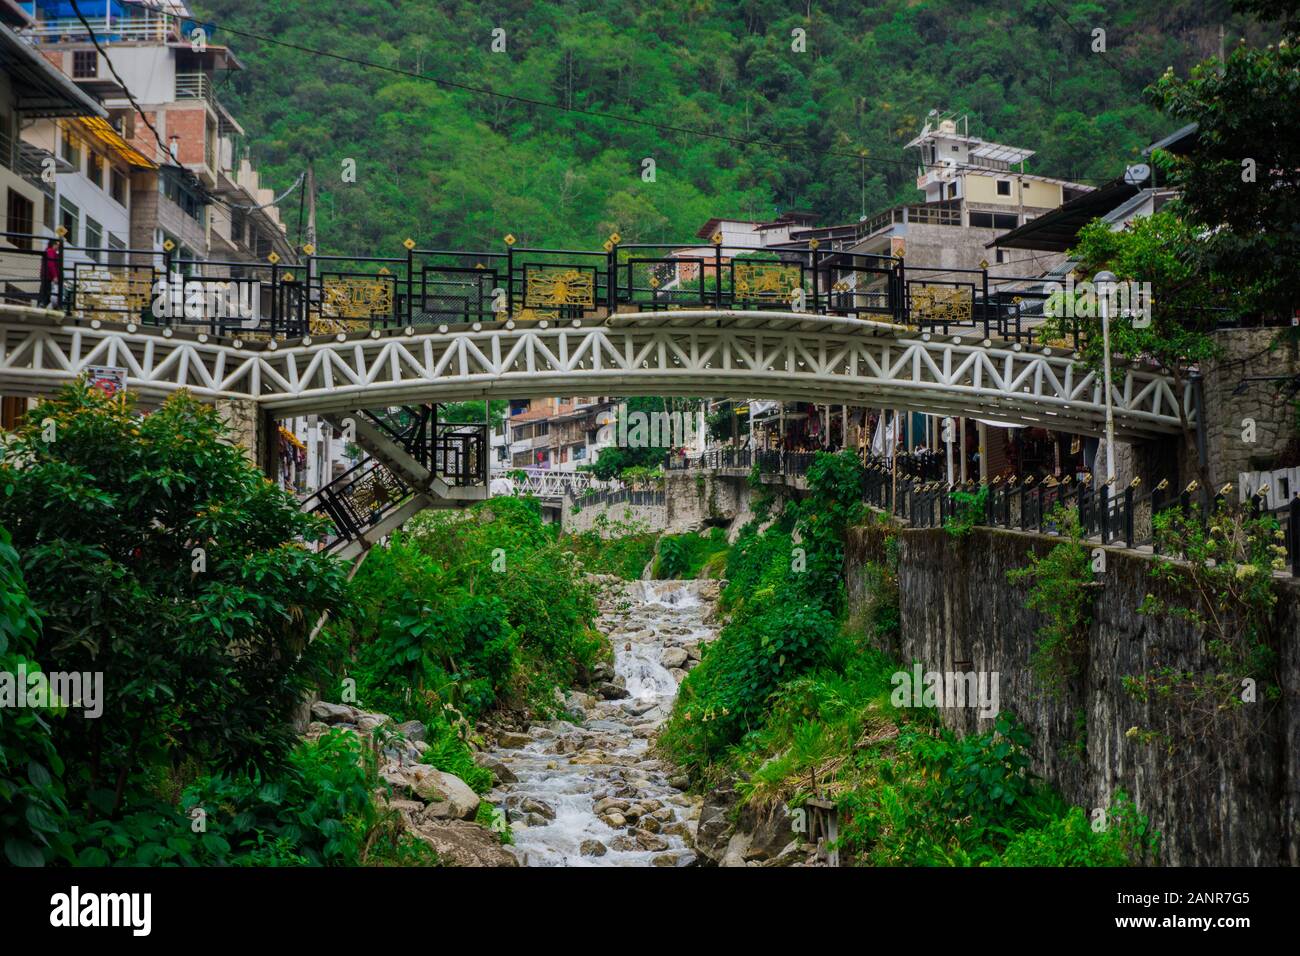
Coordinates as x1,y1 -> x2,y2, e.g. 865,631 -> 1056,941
1147,20 -> 1300,321
0,382 -> 350,819
1044,213 -> 1224,486
0,525 -> 71,866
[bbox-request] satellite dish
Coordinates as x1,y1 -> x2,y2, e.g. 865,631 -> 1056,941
1123,163 -> 1151,186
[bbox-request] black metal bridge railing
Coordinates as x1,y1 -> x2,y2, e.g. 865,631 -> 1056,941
2,231 -> 1156,348
300,403 -> 488,552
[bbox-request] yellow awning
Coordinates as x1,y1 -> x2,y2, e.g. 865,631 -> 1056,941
74,116 -> 156,169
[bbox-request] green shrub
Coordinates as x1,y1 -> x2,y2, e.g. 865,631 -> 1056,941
67,730 -> 436,867
0,525 -> 72,867
336,495 -> 603,726
652,528 -> 729,579
944,486 -> 989,538
1007,505 -> 1094,692
0,383 -> 350,824
997,793 -> 1160,866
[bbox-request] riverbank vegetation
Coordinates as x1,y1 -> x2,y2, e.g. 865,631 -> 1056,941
0,384 -> 430,866
659,450 -> 1158,865
322,497 -> 607,793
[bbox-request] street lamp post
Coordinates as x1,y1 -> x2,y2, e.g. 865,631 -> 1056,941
1096,270 -> 1118,484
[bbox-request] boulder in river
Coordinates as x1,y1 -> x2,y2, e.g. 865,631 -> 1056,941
401,765 -> 480,820
409,820 -> 518,867
660,647 -> 689,669
596,682 -> 630,700
473,752 -> 518,784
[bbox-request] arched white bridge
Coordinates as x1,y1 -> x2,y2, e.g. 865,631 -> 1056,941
0,306 -> 1190,439
493,469 -> 612,500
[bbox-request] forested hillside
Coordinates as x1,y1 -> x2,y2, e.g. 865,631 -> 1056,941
195,0 -> 1258,253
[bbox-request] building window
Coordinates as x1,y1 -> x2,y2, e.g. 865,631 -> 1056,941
110,167 -> 127,206
996,179 -> 1012,197
59,197 -> 80,246
85,217 -> 103,262
87,151 -> 104,189
72,51 -> 98,78
107,233 -> 126,266
995,249 -> 1006,264
159,169 -> 206,224
6,189 -> 34,248
969,212 -> 994,229
993,213 -> 1019,230
60,129 -> 81,171
42,194 -> 55,230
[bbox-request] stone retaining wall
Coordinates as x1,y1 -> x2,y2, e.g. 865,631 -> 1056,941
846,523 -> 1300,866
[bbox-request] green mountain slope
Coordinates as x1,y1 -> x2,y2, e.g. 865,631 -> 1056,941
194,0 -> 1253,254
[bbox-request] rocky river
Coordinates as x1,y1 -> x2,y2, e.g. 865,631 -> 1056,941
482,577 -> 720,866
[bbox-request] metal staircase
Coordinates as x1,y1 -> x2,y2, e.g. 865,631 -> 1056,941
300,404 -> 490,559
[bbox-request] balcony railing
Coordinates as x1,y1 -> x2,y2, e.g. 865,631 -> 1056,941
175,72 -> 219,109
24,13 -> 177,44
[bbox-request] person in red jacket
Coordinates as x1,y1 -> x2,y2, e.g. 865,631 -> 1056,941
37,238 -> 61,308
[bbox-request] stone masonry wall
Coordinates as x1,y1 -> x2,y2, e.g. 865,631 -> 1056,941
1203,327 -> 1300,488
846,523 -> 1300,866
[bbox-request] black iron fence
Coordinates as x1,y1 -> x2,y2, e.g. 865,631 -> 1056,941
862,460 -> 1300,576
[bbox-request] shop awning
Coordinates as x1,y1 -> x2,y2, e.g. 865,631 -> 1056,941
75,116 -> 157,169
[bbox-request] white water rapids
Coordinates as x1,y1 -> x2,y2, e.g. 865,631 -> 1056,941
484,579 -> 718,866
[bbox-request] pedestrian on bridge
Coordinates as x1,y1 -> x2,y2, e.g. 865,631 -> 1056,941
38,238 -> 62,309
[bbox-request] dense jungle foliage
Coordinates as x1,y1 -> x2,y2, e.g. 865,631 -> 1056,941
194,0 -> 1265,252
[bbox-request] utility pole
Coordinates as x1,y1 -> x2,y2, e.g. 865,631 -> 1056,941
305,162 -> 317,252
305,161 -> 318,311
1096,270 -> 1118,485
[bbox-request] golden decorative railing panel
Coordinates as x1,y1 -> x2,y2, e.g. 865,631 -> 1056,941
733,262 -> 801,300
910,285 -> 972,325
524,267 -> 595,309
321,277 -> 394,320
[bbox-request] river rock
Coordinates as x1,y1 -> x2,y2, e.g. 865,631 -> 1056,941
693,787 -> 738,864
593,797 -> 630,815
635,830 -> 669,852
580,840 -> 608,857
402,766 -> 480,820
497,731 -> 533,748
311,700 -> 359,724
651,853 -> 678,867
409,820 -> 518,867
357,713 -> 392,734
473,752 -> 518,784
396,720 -> 426,742
565,691 -> 596,712
660,647 -> 689,669
596,682 -> 630,700
520,798 -> 555,821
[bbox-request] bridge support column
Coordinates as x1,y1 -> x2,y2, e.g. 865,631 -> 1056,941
215,397 -> 277,479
